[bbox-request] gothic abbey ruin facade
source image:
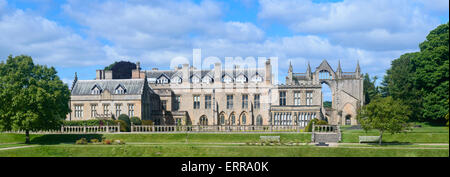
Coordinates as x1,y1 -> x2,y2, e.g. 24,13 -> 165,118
286,60 -> 364,125
67,59 -> 363,126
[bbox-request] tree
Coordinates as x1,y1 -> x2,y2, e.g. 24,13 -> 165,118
412,22 -> 449,124
356,97 -> 411,144
380,22 -> 449,124
323,101 -> 332,108
363,73 -> 379,105
0,55 -> 71,143
104,61 -> 137,79
118,114 -> 131,131
380,53 -> 422,121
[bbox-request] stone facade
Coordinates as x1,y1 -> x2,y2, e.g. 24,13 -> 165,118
67,59 -> 363,126
286,60 -> 364,125
67,75 -> 162,121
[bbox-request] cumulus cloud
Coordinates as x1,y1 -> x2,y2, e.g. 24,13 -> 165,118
0,0 -> 444,84
258,0 -> 444,51
60,0 -> 267,64
0,7 -> 107,66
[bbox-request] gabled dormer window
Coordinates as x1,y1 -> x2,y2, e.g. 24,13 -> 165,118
236,75 -> 248,83
91,85 -> 101,95
191,75 -> 200,83
172,76 -> 182,84
115,85 -> 126,94
157,75 -> 169,84
251,75 -> 263,83
223,74 -> 233,83
202,76 -> 213,84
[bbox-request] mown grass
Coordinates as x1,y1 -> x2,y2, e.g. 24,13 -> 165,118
0,144 -> 447,157
0,133 -> 312,144
0,143 -> 29,148
340,124 -> 449,143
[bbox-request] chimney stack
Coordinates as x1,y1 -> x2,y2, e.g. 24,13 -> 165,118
265,59 -> 272,84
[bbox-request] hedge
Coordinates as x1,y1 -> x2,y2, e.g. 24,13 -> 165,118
62,120 -> 117,126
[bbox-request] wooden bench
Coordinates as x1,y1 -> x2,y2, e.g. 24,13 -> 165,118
260,136 -> 280,143
359,136 -> 381,143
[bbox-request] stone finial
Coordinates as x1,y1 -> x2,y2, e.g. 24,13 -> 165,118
337,60 -> 342,72
288,61 -> 293,73
336,60 -> 342,78
355,60 -> 361,73
306,61 -> 312,80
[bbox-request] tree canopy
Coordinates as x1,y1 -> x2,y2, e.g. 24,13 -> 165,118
363,73 -> 379,105
104,61 -> 137,79
0,55 -> 71,143
357,97 -> 411,144
380,22 -> 449,124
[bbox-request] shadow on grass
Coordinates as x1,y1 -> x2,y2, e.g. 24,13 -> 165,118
30,134 -> 104,145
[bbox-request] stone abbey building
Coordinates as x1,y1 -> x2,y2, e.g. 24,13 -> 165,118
67,59 -> 363,126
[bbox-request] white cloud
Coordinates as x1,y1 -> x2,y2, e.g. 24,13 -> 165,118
0,8 -> 107,66
0,0 -> 440,85
258,0 -> 443,51
60,0 -> 266,64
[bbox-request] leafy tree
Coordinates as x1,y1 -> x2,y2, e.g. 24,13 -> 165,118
412,22 -> 449,124
445,112 -> 449,127
118,114 -> 131,131
380,53 -> 422,121
380,22 -> 449,124
363,73 -> 379,105
104,61 -> 137,79
104,61 -> 118,70
304,118 -> 327,132
114,120 -> 128,132
323,101 -> 332,108
0,55 -> 71,143
357,97 -> 411,144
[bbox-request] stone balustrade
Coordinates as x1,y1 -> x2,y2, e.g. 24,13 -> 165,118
1,125 -> 120,134
130,125 -> 308,133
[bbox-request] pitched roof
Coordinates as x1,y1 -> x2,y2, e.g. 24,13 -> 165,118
71,79 -> 148,95
145,68 -> 265,80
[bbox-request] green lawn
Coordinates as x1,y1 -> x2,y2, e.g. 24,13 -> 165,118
340,124 -> 449,143
0,124 -> 447,157
0,133 -> 312,144
0,144 -> 447,157
0,143 -> 29,148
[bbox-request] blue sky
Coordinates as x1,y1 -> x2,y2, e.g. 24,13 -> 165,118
0,0 -> 448,101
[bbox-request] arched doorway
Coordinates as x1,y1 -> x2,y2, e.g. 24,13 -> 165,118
321,81 -> 333,123
199,115 -> 208,125
345,115 -> 351,125
342,103 -> 356,125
